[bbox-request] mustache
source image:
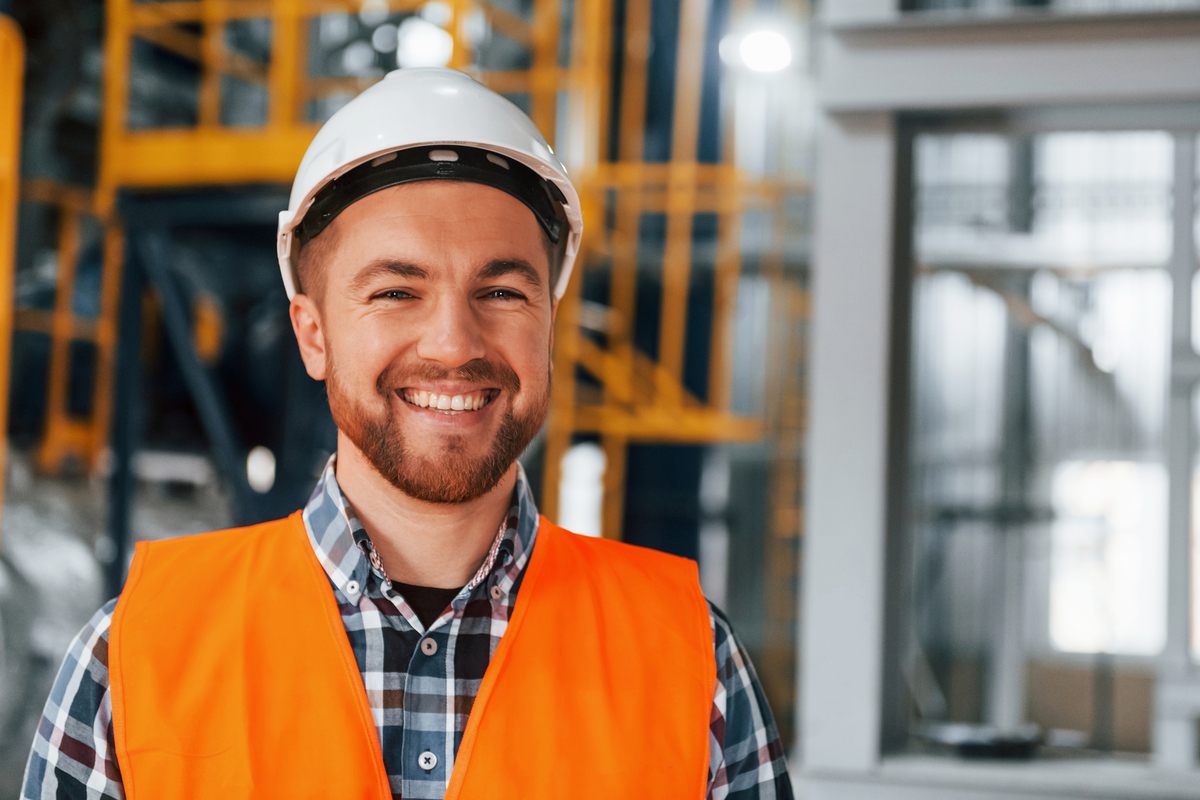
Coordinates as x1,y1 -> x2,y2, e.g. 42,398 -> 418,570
376,358 -> 522,394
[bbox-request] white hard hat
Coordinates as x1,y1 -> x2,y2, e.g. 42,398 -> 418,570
277,67 -> 583,300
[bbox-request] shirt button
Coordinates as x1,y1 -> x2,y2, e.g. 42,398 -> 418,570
489,584 -> 504,601
420,637 -> 438,656
418,750 -> 438,771
345,580 -> 360,596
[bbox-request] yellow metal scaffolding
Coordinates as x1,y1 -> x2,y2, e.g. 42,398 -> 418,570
0,14 -> 24,526
541,0 -> 812,537
28,0 -> 807,560
13,181 -> 110,474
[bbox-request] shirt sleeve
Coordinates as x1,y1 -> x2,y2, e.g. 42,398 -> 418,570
22,598 -> 125,800
706,602 -> 794,800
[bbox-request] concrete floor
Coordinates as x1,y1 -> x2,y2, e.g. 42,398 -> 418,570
0,448 -> 231,796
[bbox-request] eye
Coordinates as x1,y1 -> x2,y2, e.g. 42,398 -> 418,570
481,288 -> 527,301
373,289 -> 415,301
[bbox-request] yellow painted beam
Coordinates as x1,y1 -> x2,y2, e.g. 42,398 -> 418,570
600,434 -> 627,539
128,0 -> 423,25
200,0 -> 227,126
268,0 -> 302,129
99,0 -> 132,216
656,0 -> 711,408
447,0 -> 473,71
573,406 -> 762,443
22,179 -> 96,213
106,128 -> 317,187
529,0 -> 559,141
0,14 -> 23,522
36,419 -> 94,474
13,309 -> 99,340
38,210 -> 84,474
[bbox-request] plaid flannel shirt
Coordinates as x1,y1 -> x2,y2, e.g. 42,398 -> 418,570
23,460 -> 793,799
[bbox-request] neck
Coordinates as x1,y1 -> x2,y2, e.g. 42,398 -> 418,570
333,432 -> 517,589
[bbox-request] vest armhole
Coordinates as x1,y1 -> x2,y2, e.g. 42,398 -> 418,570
108,539 -> 153,798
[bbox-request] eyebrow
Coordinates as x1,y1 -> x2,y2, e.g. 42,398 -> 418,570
347,257 -> 546,294
476,259 -> 545,290
348,260 -> 430,294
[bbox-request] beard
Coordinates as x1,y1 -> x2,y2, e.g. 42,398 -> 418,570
326,354 -> 548,504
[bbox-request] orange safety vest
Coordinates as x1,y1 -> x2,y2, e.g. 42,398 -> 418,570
108,512 -> 715,798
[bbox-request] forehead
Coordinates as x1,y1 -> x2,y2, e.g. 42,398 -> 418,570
326,180 -> 547,264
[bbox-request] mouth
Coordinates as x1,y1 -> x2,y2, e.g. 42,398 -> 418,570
399,387 -> 500,415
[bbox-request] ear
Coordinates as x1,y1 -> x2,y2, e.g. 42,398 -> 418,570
289,293 -> 328,380
548,298 -> 558,355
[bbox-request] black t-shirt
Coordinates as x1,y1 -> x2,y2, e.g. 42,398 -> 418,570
391,581 -> 462,629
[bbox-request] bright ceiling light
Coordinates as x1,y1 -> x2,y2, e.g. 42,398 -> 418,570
720,27 -> 793,73
396,16 -> 453,69
739,29 -> 792,73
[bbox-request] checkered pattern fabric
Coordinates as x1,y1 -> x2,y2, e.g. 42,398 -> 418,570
23,460 -> 792,799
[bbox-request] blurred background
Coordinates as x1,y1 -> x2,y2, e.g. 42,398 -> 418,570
0,0 -> 1198,798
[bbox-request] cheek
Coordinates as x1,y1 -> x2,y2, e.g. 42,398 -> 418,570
328,321 -> 404,386
336,314 -> 410,364
516,336 -> 554,385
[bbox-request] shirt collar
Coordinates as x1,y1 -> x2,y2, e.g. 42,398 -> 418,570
301,454 -> 540,608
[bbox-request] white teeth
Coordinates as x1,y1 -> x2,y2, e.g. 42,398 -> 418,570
402,389 -> 494,412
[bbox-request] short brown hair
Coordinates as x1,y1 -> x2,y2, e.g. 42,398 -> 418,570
294,224 -> 337,303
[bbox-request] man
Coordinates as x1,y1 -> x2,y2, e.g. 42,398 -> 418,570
24,68 -> 792,799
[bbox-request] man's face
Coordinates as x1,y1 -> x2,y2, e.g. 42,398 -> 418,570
290,181 -> 556,504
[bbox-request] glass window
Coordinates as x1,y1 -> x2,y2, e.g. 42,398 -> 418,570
902,128 -> 1176,754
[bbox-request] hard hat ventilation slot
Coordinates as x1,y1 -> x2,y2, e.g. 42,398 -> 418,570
296,145 -> 569,247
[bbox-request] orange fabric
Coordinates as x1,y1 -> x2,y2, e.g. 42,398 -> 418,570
445,518 -> 715,797
110,513 -> 714,799
109,513 -> 391,799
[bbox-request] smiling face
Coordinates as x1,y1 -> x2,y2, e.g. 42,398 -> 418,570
288,180 -> 556,504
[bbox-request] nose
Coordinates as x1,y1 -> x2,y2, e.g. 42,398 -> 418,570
415,295 -> 487,367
